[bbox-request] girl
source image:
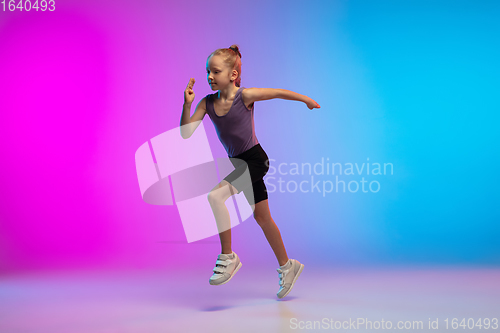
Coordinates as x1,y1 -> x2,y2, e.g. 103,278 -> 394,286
180,45 -> 320,299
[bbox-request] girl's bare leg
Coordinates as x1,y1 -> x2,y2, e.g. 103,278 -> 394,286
208,182 -> 288,266
252,199 -> 289,266
207,180 -> 239,254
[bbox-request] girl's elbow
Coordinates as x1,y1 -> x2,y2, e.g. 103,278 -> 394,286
180,122 -> 198,139
180,128 -> 192,139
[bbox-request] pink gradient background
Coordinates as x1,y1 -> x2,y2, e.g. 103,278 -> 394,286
0,1 -> 196,273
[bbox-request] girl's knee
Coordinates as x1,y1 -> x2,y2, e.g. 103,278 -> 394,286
207,190 -> 221,205
207,183 -> 235,205
254,214 -> 270,226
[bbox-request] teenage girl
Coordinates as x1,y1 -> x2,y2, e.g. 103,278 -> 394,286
180,45 -> 320,299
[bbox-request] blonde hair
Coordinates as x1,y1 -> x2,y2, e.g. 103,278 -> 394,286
208,44 -> 242,87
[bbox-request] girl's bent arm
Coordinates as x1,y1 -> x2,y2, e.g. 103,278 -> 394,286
180,97 -> 207,139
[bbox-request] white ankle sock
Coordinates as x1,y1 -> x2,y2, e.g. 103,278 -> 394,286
280,259 -> 291,269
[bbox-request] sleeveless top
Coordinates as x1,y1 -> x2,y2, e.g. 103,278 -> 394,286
205,86 -> 259,158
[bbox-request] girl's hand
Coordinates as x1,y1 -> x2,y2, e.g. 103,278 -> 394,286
184,78 -> 195,104
306,97 -> 321,110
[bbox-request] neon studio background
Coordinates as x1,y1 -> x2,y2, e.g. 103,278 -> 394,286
0,0 -> 499,275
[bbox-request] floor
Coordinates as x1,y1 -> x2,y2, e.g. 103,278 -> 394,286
1,265 -> 498,333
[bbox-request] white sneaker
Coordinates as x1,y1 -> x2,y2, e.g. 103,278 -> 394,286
277,259 -> 304,298
209,251 -> 242,285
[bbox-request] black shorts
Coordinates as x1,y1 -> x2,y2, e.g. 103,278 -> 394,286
223,143 -> 270,205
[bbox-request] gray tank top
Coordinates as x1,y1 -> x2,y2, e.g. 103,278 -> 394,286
205,87 -> 259,157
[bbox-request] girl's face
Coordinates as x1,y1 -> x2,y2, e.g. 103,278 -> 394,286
206,55 -> 236,90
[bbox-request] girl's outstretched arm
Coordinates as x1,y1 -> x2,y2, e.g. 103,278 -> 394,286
242,88 -> 321,110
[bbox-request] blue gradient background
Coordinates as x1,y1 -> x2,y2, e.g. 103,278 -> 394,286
0,0 -> 498,274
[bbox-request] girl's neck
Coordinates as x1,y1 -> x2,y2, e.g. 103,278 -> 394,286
217,85 -> 239,102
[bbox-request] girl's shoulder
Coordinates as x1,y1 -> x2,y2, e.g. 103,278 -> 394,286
205,92 -> 216,102
239,87 -> 254,110
239,86 -> 251,100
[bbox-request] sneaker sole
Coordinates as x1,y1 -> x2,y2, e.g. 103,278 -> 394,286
209,261 -> 243,286
278,263 -> 304,299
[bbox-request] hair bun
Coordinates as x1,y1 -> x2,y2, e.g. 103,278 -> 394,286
229,46 -> 241,58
